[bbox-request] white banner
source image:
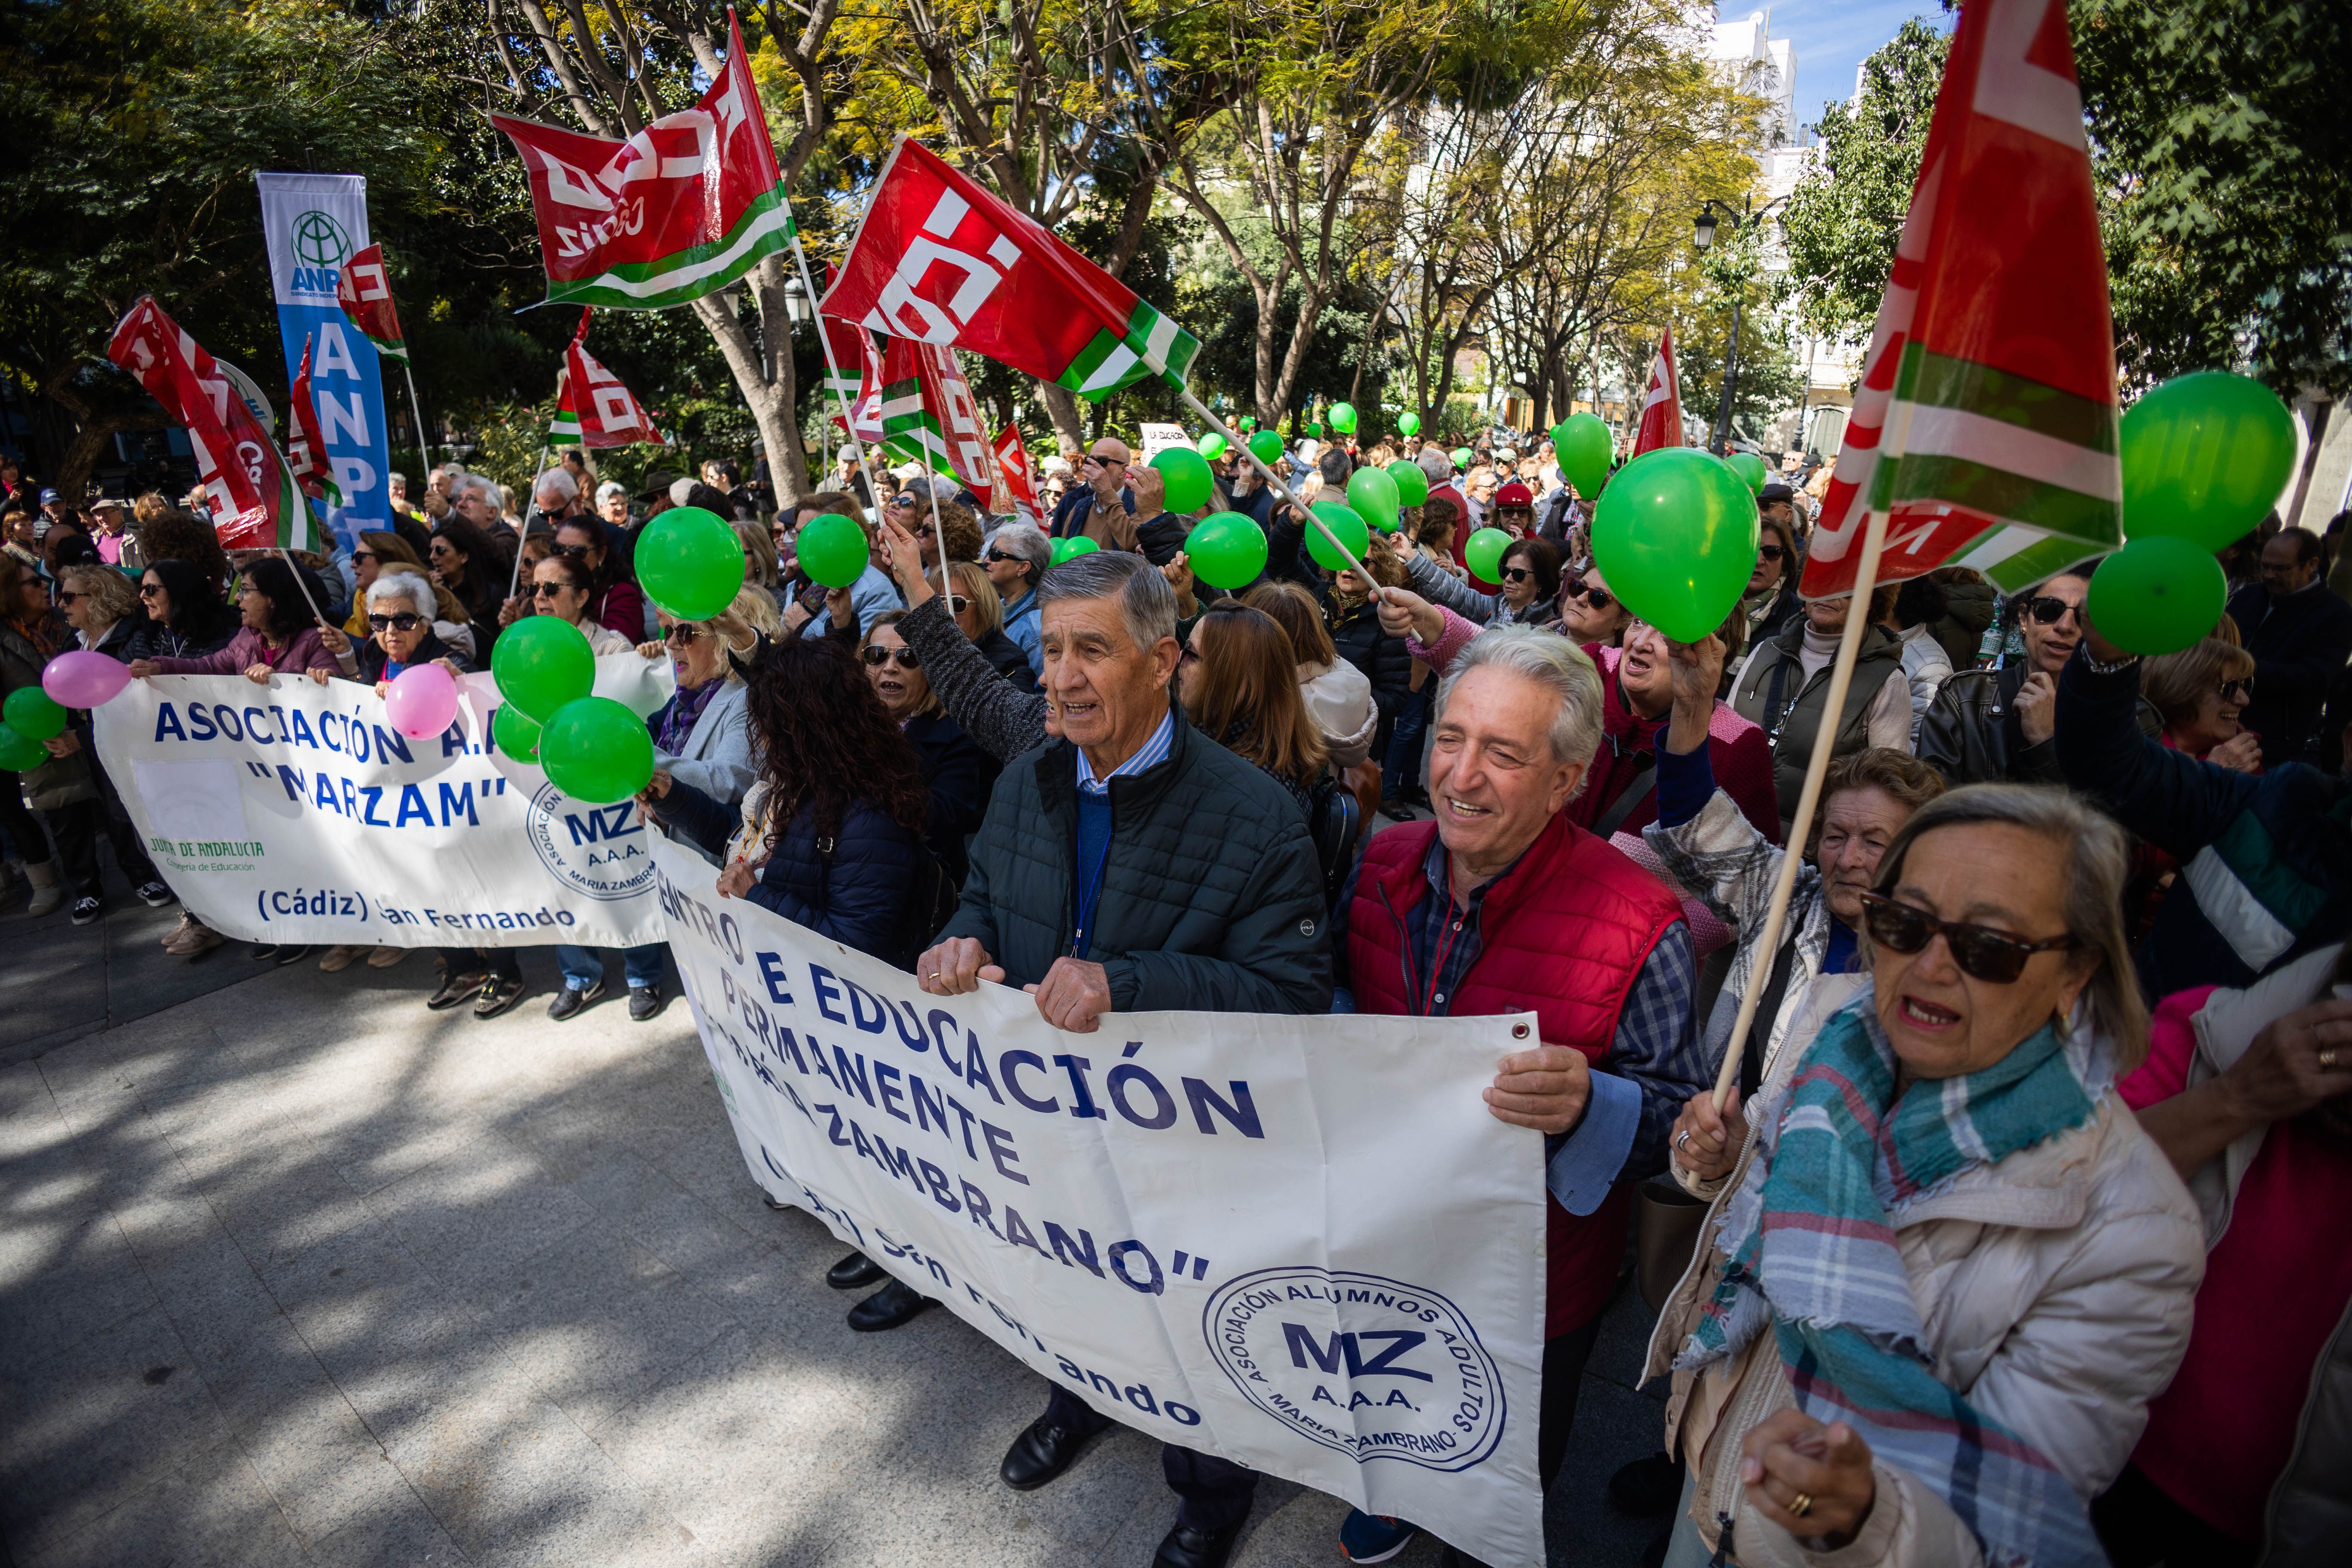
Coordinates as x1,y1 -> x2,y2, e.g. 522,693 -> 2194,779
653,833 -> 1548,1568
95,656 -> 675,947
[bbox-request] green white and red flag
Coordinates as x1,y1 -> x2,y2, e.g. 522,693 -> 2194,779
992,424 -> 1042,526
877,335 -> 1005,506
333,243 -> 407,363
1630,328 -> 1684,456
287,334 -> 343,510
491,11 -> 794,310
107,296 -> 311,552
1801,0 -> 2121,599
547,310 -> 661,448
819,137 -> 1200,401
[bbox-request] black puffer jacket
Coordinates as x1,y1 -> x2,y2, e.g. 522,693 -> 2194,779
938,702 -> 1332,1014
1328,594 -> 1413,723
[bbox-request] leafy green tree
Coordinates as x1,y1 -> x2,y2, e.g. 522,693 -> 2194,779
1773,17 -> 1949,344
0,0 -> 432,499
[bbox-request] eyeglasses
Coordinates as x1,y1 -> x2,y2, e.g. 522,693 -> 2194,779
138,583 -> 164,599
555,542 -> 592,558
532,582 -> 574,598
55,588 -> 82,604
351,550 -> 378,565
1501,567 -> 1534,584
368,612 -> 424,632
1859,893 -> 2076,983
1569,587 -> 1614,610
861,645 -> 919,669
2024,596 -> 2084,626
1757,545 -> 1786,562
2217,678 -> 2253,704
663,622 -> 707,645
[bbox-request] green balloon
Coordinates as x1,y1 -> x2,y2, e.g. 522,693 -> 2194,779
1306,421 -> 1325,439
1450,447 -> 1473,469
538,697 -> 654,805
1727,452 -> 1768,494
493,703 -> 542,763
1198,431 -> 1228,461
1398,412 -> 1421,437
1238,414 -> 1257,432
1347,464 -> 1402,533
1050,535 -> 1101,566
1590,448 -> 1760,641
635,505 -> 746,620
1328,401 -> 1358,435
1388,459 -> 1429,508
490,613 -> 595,723
1305,501 -> 1370,573
1187,512 -> 1269,590
0,724 -> 46,772
1464,527 -> 1511,585
1552,413 -> 1613,497
2122,371 -> 2298,551
1152,446 -> 1214,514
796,511 -> 871,588
1247,430 -> 1285,467
2087,536 -> 2227,656
3,686 -> 67,741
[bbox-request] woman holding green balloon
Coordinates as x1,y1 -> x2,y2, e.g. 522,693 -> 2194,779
1383,527 -> 1565,633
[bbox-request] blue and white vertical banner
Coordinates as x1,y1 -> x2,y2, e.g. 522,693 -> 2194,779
255,172 -> 395,549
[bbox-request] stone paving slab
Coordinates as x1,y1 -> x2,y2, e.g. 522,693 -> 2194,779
0,951 -> 1672,1567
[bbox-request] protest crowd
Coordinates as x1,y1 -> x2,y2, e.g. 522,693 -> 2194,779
6,404 -> 2351,1568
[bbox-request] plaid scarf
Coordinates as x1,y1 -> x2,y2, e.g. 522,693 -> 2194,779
655,676 -> 721,755
1677,998 -> 2111,1567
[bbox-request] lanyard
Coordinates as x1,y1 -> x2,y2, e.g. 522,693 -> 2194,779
1070,792 -> 1112,960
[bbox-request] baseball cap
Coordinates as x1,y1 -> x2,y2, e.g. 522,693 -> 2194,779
37,488 -> 59,505
1495,481 -> 1534,508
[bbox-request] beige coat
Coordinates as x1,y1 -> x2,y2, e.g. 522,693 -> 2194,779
1643,1013 -> 2205,1567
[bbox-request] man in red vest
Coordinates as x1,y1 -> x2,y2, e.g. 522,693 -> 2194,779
1327,625 -> 1705,1568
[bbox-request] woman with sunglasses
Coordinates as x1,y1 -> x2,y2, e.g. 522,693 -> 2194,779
1647,783 -> 2202,1568
552,516 -> 646,640
852,609 -> 998,889
119,558 -> 237,663
1384,527 -> 1565,632
1743,513 -> 1804,653
2139,636 -> 2261,772
498,553 -> 637,654
932,560 -> 1034,692
126,556 -> 334,686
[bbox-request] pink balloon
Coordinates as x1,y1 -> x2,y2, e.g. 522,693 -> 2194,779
384,662 -> 459,739
42,650 -> 132,710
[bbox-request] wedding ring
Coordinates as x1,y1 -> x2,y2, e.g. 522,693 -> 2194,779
1788,1491 -> 1814,1519
2322,1046 -> 2340,1069
1675,1130 -> 1692,1151
928,972 -> 942,982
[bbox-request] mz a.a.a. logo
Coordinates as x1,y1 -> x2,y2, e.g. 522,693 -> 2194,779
1203,1268 -> 1506,1473
288,209 -> 352,294
525,780 -> 655,902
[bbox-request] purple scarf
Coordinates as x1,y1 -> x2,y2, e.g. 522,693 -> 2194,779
656,676 -> 722,754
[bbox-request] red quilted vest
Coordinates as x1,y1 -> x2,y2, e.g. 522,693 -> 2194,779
1348,812 -> 1684,1335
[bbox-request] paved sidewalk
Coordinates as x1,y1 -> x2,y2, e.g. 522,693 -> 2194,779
0,952 -> 1673,1567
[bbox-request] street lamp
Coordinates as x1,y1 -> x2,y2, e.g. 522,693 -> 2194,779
780,273 -> 813,325
1692,194 -> 1785,454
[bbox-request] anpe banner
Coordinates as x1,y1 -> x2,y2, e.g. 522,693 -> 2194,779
95,657 -> 675,948
655,833 -> 1548,1568
256,172 -> 396,549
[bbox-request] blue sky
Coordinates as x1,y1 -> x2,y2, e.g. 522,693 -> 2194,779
1720,2 -> 1952,129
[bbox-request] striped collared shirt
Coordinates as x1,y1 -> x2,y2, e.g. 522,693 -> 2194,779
1075,708 -> 1174,796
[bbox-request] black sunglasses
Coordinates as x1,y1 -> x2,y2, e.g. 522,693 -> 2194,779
351,550 -> 379,565
555,542 -> 593,558
663,622 -> 707,645
138,582 -> 164,599
984,548 -> 1023,565
1757,544 -> 1786,562
1501,567 -> 1534,584
531,582 -> 574,598
861,645 -> 919,669
1859,893 -> 2076,984
2217,678 -> 2253,704
368,612 -> 424,632
1569,586 -> 1614,610
2025,595 -> 2083,626
54,588 -> 82,604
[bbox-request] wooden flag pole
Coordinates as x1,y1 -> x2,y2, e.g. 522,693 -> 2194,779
399,362 -> 433,480
511,438 -> 550,601
785,235 -> 882,502
1176,387 -> 1396,603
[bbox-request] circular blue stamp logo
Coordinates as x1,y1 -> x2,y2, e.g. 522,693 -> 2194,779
1202,1268 -> 1506,1471
526,781 -> 656,902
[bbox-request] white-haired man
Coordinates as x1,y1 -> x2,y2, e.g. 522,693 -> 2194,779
1324,626 -> 1706,1568
528,466 -> 582,536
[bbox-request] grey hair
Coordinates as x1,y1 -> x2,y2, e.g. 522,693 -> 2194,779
985,521 -> 1053,585
367,570 -> 435,616
1036,548 -> 1177,654
455,473 -> 499,507
1417,446 -> 1453,486
1433,625 -> 1605,787
1868,783 -> 2150,1069
533,467 -> 579,504
595,480 -> 627,505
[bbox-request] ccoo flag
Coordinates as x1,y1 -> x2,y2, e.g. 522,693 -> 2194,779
287,335 -> 343,509
107,297 -> 313,552
333,243 -> 407,363
491,12 -> 792,310
548,312 -> 662,448
819,137 -> 1200,402
1801,0 -> 2120,599
1631,328 -> 1684,456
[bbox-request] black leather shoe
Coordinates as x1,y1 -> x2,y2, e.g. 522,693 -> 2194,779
1153,1522 -> 1240,1568
548,979 -> 603,1020
998,1416 -> 1100,1491
826,1251 -> 886,1291
845,1278 -> 934,1332
628,984 -> 664,1020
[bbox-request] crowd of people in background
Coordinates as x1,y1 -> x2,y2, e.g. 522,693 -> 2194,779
4,422 -> 2350,1568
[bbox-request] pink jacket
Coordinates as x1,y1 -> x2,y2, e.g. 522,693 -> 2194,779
150,626 -> 331,675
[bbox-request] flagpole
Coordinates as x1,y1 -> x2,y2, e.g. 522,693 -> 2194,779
785,233 -> 881,502
1703,406 -> 1908,1110
512,441 -> 549,601
400,362 -> 433,480
1177,387 -> 1394,603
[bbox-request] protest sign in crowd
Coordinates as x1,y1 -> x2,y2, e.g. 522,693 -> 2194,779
4,1 -> 2349,1565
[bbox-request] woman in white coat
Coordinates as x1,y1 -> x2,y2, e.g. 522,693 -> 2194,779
1648,784 -> 2204,1568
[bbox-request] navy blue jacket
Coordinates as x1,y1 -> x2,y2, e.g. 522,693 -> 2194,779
2056,646 -> 2352,996
1050,484 -> 1134,539
903,710 -> 999,887
746,799 -> 930,972
2226,580 -> 2352,766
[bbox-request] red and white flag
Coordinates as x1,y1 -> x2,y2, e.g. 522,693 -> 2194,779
1801,0 -> 2120,597
1631,328 -> 1684,456
287,335 -> 341,508
490,12 -> 793,310
877,337 -> 1004,508
992,425 -> 1042,526
107,297 -> 310,551
548,310 -> 661,448
333,243 -> 407,363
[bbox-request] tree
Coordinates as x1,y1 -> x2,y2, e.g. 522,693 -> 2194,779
2074,0 -> 2352,395
0,0 -> 432,500
1772,16 -> 1950,345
